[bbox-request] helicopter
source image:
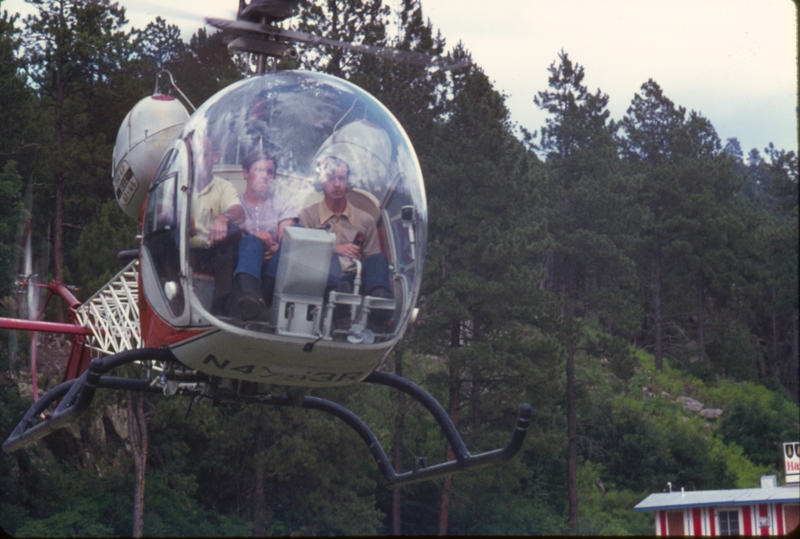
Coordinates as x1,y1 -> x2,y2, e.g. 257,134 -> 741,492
1,0 -> 531,489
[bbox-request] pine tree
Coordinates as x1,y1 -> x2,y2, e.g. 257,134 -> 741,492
534,50 -> 637,532
297,0 -> 391,77
416,61 -> 554,534
21,0 -> 130,284
619,80 -> 746,375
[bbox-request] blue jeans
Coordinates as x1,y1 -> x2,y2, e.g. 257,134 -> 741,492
339,252 -> 392,294
234,234 -> 391,294
234,233 -> 340,288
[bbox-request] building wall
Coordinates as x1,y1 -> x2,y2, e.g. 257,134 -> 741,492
654,503 -> 799,536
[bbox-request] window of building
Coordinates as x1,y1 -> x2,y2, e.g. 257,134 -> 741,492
785,504 -> 799,534
718,509 -> 740,536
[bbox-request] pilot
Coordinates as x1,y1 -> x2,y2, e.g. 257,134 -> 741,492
188,132 -> 245,312
189,133 -> 245,249
299,155 -> 392,301
233,150 -> 299,320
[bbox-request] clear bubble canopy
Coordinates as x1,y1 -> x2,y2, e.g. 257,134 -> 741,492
142,70 -> 427,351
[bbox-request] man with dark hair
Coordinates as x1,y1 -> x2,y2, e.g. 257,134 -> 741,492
233,150 -> 298,319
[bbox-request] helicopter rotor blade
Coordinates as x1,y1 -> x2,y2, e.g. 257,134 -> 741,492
13,179 -> 43,402
206,17 -> 471,71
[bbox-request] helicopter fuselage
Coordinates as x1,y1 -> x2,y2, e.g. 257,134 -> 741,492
121,70 -> 426,387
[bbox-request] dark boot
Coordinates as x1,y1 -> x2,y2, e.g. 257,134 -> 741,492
261,276 -> 275,307
368,287 -> 394,330
236,273 -> 265,321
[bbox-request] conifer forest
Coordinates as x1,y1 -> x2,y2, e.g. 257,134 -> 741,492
0,0 -> 797,536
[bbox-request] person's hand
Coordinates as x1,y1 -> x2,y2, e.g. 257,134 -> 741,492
334,243 -> 360,259
263,243 -> 278,261
253,231 -> 274,249
209,215 -> 229,246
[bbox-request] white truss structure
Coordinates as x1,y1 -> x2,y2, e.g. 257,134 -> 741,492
74,260 -> 142,355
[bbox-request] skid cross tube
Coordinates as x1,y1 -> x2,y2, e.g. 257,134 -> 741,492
260,372 -> 532,489
364,371 -> 532,487
3,348 -> 178,453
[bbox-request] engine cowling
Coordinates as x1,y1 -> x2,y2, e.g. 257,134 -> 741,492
112,95 -> 189,218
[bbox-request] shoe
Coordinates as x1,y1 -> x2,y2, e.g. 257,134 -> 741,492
236,273 -> 265,321
367,287 -> 394,330
261,276 -> 275,307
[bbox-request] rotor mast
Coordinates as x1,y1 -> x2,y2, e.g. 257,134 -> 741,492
233,0 -> 299,74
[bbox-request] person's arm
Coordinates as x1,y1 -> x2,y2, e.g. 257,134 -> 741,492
225,204 -> 245,226
209,204 -> 243,246
209,181 -> 245,246
276,217 -> 296,243
360,218 -> 380,260
277,198 -> 299,243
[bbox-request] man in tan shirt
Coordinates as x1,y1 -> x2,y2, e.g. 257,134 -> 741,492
298,156 -> 391,298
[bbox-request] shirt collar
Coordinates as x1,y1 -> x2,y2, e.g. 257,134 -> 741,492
318,199 -> 353,223
196,176 -> 218,196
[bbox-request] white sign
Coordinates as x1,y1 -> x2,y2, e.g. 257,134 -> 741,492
784,442 -> 800,484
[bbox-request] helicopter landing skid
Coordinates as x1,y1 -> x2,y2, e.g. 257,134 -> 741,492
2,348 -> 180,453
276,372 -> 532,489
3,350 -> 531,489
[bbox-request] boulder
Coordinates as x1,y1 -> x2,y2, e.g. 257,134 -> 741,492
678,396 -> 704,413
699,408 -> 723,420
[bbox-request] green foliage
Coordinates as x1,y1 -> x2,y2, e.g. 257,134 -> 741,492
575,461 -> 653,535
582,394 -> 735,492
705,318 -> 760,381
0,382 -> 36,535
0,162 -> 22,297
718,399 -> 799,469
71,198 -> 138,300
712,439 -> 774,489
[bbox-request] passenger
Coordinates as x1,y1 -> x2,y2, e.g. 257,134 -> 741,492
233,150 -> 299,320
239,155 -> 393,327
299,155 -> 392,301
188,133 -> 245,313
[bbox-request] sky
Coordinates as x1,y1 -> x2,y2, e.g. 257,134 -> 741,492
4,0 -> 797,158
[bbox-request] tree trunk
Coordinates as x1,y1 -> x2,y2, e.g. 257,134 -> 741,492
253,419 -> 269,537
392,348 -> 405,536
127,393 -> 148,538
770,289 -> 779,380
653,249 -> 664,371
791,309 -> 799,403
53,3 -> 65,287
438,322 -> 461,536
566,337 -> 578,533
696,274 -> 705,358
327,0 -> 342,77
